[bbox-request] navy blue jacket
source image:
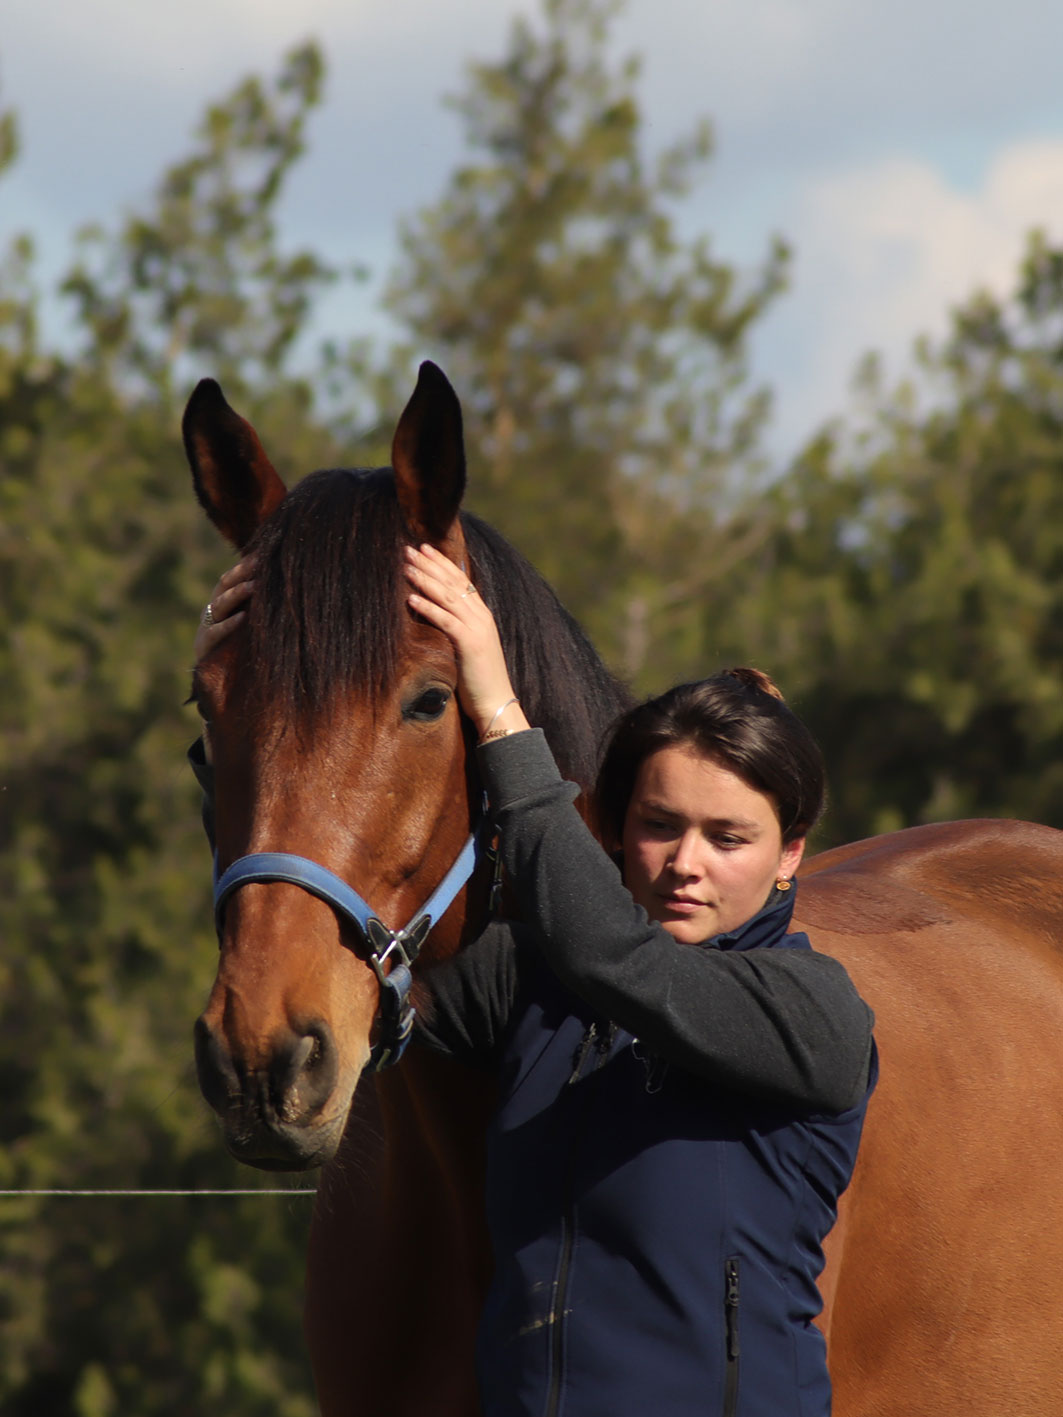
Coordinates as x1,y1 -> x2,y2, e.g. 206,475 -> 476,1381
419,731 -> 876,1417
192,732 -> 875,1414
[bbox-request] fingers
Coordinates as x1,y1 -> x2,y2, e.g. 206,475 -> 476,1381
404,544 -> 519,733
404,544 -> 476,605
213,556 -> 257,598
193,609 -> 247,663
194,556 -> 257,663
404,545 -> 488,633
210,576 -> 255,624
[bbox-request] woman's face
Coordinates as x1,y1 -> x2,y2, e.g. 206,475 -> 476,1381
621,744 -> 806,943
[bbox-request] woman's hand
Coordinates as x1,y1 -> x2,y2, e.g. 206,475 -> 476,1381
194,558 -> 256,663
404,543 -> 529,739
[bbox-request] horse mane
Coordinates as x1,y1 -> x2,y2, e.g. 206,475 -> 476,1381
244,468 -> 632,792
463,516 -> 633,789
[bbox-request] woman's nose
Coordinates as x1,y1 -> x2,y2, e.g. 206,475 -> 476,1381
668,832 -> 703,878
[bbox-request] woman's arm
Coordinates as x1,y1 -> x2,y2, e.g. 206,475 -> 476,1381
405,544 -> 873,1115
415,923 -> 529,1069
479,730 -> 873,1114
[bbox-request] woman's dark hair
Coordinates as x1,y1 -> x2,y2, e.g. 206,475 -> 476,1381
595,668 -> 825,847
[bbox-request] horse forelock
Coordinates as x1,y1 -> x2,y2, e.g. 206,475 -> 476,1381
244,468 -> 407,727
238,473 -> 631,786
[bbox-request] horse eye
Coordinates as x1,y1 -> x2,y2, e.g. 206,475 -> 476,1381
185,691 -> 210,724
405,687 -> 451,722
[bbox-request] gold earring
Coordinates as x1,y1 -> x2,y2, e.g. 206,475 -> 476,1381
776,876 -> 792,892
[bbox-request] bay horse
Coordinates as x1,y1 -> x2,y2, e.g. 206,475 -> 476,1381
184,362 -> 1063,1416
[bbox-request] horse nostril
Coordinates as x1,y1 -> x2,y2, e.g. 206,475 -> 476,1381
271,1022 -> 338,1122
194,1016 -> 241,1116
289,1034 -> 318,1074
195,1016 -> 339,1127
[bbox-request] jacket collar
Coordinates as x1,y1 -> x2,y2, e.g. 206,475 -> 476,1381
703,880 -> 797,953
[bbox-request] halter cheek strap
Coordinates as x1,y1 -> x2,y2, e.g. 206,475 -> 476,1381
213,829 -> 484,1072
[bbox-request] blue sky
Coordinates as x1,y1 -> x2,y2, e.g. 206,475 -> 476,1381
4,0 -> 1063,461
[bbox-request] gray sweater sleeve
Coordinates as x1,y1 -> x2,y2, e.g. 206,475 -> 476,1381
414,922 -> 527,1069
478,729 -> 874,1114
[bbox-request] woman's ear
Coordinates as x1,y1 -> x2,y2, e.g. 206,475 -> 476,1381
780,836 -> 806,883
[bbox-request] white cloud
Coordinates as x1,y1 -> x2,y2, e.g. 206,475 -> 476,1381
756,138 -> 1063,454
625,0 -> 1063,175
5,0 -> 513,93
7,0 -> 1063,463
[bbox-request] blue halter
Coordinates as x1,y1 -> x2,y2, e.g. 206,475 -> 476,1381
213,827 -> 485,1072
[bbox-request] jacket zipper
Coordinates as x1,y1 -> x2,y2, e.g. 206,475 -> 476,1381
545,1201 -> 575,1417
723,1256 -> 741,1417
568,1020 -> 600,1084
548,1023 -> 616,1416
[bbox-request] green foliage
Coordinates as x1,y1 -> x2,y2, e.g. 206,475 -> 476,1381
382,0 -> 787,681
709,231 -> 1063,845
0,53 -> 326,1417
62,42 -> 335,405
0,94 -> 17,178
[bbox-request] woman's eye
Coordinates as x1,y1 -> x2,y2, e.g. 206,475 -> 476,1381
406,687 -> 451,722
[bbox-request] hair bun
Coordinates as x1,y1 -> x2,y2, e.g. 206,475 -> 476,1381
723,666 -> 786,702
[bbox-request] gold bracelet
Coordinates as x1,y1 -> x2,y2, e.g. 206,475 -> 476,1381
481,727 -> 516,742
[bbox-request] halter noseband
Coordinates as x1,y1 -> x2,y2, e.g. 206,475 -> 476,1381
213,827 -> 486,1071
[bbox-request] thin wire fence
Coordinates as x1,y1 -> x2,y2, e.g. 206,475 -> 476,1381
0,1188 -> 317,1197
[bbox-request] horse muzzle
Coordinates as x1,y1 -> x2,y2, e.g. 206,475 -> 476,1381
194,1014 -> 351,1169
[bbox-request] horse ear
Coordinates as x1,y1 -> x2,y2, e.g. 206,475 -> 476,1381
391,361 -> 467,551
182,379 -> 287,549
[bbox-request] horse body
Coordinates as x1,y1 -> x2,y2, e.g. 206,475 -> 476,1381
803,819 -> 1063,1414
184,364 -> 1063,1416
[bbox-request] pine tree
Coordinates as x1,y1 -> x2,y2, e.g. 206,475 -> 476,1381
0,54 -> 333,1417
381,0 -> 787,683
712,232 -> 1063,845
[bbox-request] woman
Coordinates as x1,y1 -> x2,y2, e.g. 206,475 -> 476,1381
194,549 -> 875,1417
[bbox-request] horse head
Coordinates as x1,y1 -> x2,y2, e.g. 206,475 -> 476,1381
184,362 -> 627,1170
184,363 -> 497,1168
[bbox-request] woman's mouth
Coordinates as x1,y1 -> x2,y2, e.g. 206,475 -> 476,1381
659,895 -> 706,915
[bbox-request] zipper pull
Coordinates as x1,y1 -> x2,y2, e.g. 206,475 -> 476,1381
594,1021 -> 617,1061
630,1037 -> 668,1093
568,1023 -> 598,1084
725,1258 -> 741,1360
